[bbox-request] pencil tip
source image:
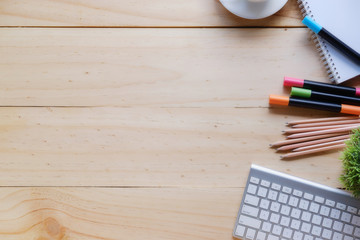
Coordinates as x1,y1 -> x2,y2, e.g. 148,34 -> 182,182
269,144 -> 273,147
280,156 -> 284,160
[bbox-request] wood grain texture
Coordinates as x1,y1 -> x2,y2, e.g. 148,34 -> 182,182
0,107 -> 343,187
0,28 -> 330,107
0,187 -> 240,239
0,0 -> 301,27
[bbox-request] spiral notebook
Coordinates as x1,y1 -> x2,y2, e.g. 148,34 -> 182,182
298,0 -> 360,84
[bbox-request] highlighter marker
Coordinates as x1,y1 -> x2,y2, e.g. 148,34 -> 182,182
284,77 -> 360,97
291,87 -> 360,106
269,95 -> 360,115
302,16 -> 360,64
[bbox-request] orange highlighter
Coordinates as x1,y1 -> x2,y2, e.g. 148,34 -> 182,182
269,95 -> 360,115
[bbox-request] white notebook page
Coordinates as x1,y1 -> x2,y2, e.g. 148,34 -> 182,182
299,0 -> 360,84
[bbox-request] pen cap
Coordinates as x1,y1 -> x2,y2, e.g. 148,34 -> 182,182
291,87 -> 311,98
302,16 -> 322,34
269,95 -> 289,106
341,104 -> 360,115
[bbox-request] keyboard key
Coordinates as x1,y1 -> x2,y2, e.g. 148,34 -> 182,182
299,199 -> 309,210
235,225 -> 245,237
270,202 -> 280,212
250,176 -> 260,184
333,232 -> 343,240
268,190 -> 278,201
343,224 -> 354,235
267,234 -> 279,240
352,216 -> 360,226
280,205 -> 290,215
311,215 -> 322,225
270,213 -> 280,224
322,229 -> 332,239
239,215 -> 261,229
282,186 -> 292,194
282,228 -> 293,238
354,227 -> 360,237
288,196 -> 299,207
259,210 -> 269,221
271,183 -> 281,191
314,196 -> 324,204
256,231 -> 266,240
272,225 -> 282,236
278,193 -> 288,204
257,187 -> 268,198
347,206 -> 357,214
311,225 -> 321,236
293,231 -> 303,240
260,199 -> 270,209
333,221 -> 343,232
344,236 -> 353,240
303,192 -> 313,200
336,202 -> 346,210
319,205 -> 330,216
261,180 -> 270,187
341,212 -> 351,223
309,202 -> 320,213
301,211 -> 312,222
304,234 -> 314,240
330,208 -> 341,219
301,222 -> 311,233
280,216 -> 290,227
262,222 -> 272,232
247,184 -> 257,194
325,199 -> 335,207
246,228 -> 256,240
291,208 -> 301,219
293,189 -> 303,197
244,194 -> 259,207
322,217 -> 333,228
241,204 -> 259,218
290,219 -> 300,230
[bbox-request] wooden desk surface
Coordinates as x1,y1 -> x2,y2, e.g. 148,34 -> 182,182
0,0 -> 354,239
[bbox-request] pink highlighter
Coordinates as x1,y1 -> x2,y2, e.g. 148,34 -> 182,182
284,77 -> 360,98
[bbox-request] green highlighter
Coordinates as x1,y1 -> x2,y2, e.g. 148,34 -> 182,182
290,87 -> 360,106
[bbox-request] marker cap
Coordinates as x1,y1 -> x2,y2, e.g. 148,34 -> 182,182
356,88 -> 360,97
302,16 -> 322,34
269,95 -> 289,106
284,77 -> 304,87
291,87 -> 311,98
341,104 -> 360,115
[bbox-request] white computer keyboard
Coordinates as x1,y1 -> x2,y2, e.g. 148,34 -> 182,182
233,165 -> 360,240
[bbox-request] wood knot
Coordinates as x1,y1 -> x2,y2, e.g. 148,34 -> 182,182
41,217 -> 66,239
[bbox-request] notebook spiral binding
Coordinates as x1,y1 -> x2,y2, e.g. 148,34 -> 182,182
297,0 -> 340,83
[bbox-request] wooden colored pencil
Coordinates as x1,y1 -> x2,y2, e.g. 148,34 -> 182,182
280,143 -> 346,159
287,125 -> 359,139
292,119 -> 360,128
292,139 -> 348,152
269,133 -> 344,148
282,124 -> 360,134
286,116 -> 359,126
276,134 -> 350,151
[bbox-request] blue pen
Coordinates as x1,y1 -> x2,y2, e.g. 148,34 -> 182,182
302,16 -> 360,65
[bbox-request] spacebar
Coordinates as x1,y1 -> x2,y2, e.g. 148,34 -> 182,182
239,215 -> 261,229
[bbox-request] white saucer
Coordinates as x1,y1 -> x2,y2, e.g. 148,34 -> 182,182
220,0 -> 288,20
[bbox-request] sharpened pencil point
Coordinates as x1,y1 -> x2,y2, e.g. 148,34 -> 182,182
280,156 -> 284,160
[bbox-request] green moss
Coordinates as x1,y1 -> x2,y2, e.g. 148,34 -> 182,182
340,128 -> 360,198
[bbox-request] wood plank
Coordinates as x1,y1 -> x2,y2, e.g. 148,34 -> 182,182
0,107 -> 344,187
0,0 -> 302,27
0,187 -> 241,239
0,28 -> 330,107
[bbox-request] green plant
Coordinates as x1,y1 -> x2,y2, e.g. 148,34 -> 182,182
340,128 -> 360,198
